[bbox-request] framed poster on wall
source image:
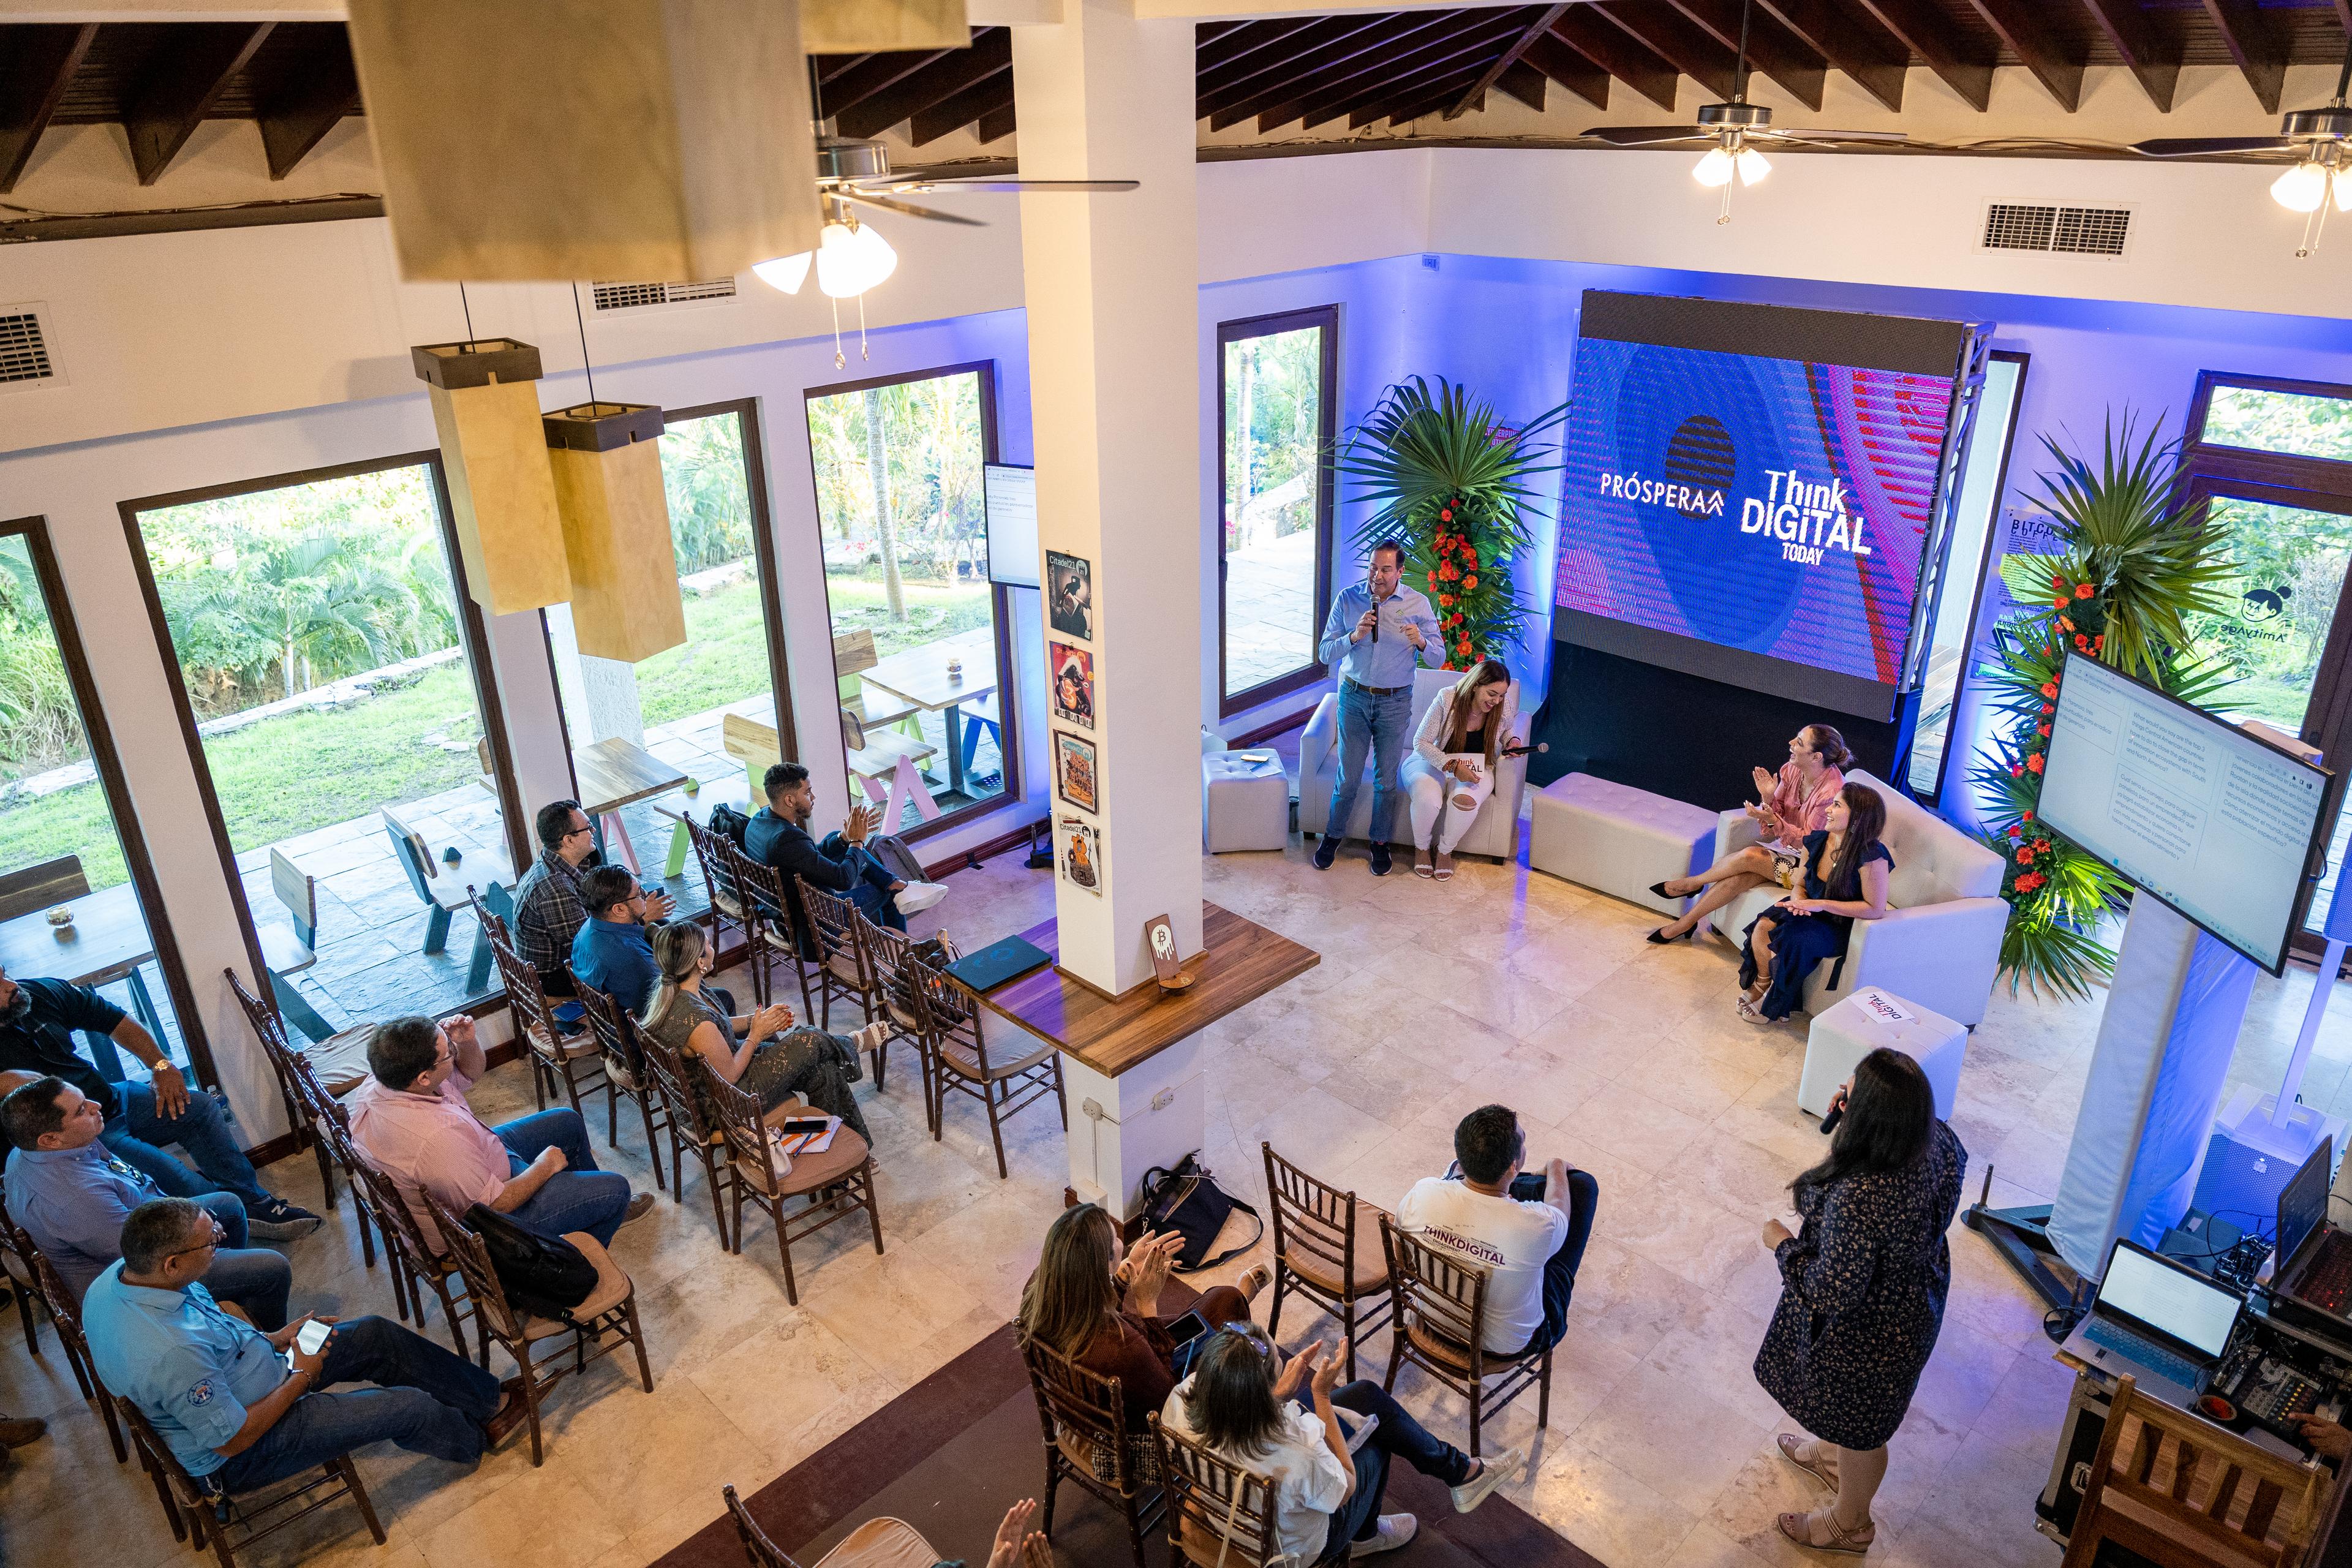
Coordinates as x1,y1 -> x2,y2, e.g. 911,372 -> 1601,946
1056,731 -> 1098,812
1048,551 -> 1093,640
1050,641 -> 1095,729
1058,815 -> 1101,894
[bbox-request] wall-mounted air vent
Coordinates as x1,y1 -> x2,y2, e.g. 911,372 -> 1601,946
0,305 -> 58,388
1980,203 -> 2133,259
590,278 -> 739,311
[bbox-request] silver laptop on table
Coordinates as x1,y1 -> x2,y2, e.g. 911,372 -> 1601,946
2060,1237 -> 2243,1403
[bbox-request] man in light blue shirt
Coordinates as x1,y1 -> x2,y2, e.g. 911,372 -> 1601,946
82,1197 -> 514,1490
2,1076 -> 291,1327
1314,538 -> 1442,875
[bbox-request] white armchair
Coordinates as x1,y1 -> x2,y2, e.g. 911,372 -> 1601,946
1297,669 -> 1528,859
1700,767 -> 2009,1027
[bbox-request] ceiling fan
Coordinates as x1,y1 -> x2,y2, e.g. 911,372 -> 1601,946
2129,39 -> 2352,256
1577,0 -> 1907,223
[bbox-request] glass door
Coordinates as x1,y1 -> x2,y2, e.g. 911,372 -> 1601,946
1218,306 -> 1337,716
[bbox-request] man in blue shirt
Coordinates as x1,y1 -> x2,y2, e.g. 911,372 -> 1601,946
1314,538 -> 1442,876
82,1197 -> 519,1493
2,1076 -> 292,1327
568,865 -> 663,1014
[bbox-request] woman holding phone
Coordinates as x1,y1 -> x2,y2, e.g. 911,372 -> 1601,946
638,920 -> 878,1143
1401,658 -> 1517,880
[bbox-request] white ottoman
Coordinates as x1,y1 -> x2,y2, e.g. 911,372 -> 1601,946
1528,772 -> 1716,915
1204,750 -> 1291,853
1800,987 -> 1966,1121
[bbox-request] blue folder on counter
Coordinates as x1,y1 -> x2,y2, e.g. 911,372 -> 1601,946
946,935 -> 1054,994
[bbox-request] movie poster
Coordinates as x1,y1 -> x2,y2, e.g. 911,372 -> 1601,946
1055,731 -> 1098,812
1050,641 -> 1095,729
1047,551 -> 1093,640
1058,815 -> 1101,894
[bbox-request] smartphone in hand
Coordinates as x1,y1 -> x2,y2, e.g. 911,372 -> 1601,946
296,1318 -> 331,1356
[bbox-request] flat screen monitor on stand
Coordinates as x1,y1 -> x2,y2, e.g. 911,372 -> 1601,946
984,462 -> 1038,590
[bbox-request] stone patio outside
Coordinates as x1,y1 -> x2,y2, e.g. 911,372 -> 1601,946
1224,526 -> 1322,699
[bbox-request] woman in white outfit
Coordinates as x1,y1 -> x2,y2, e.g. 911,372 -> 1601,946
1402,658 -> 1516,881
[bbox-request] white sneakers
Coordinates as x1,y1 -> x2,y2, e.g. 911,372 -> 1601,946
895,880 -> 950,916
1450,1444 -> 1526,1512
1350,1515 -> 1417,1556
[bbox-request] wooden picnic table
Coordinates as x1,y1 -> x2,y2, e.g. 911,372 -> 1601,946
573,736 -> 690,874
858,628 -> 999,799
0,882 -> 167,1080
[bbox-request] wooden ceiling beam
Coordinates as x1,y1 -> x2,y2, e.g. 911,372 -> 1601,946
1961,0 -> 2085,111
2201,0 -> 2288,115
1590,1 -> 1740,102
816,55 -> 873,86
835,26 -> 1011,140
2075,0 -> 2180,113
976,102 -> 1014,145
1754,0 -> 1908,113
1662,0 -> 1829,110
1550,7 -> 1683,112
0,22 -> 96,194
1199,15 -> 1392,109
1495,57 -> 1549,112
254,24 -> 359,179
1222,13 -> 1459,132
1197,17 -> 1327,78
1520,31 -> 1610,110
1362,67 -> 1490,130
908,68 -> 1011,146
126,21 -> 274,184
820,48 -> 956,118
1294,17 -> 1536,132
1846,0 -> 1994,110
1446,4 -> 1574,121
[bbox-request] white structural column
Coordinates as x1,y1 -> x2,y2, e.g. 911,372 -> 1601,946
1014,4 -> 1204,993
1013,3 -> 1207,1214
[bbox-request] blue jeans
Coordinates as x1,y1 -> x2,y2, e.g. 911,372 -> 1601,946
1508,1168 -> 1599,1357
1327,683 -> 1415,845
1317,1382 -> 1474,1558
211,1315 -> 502,1493
100,1081 -> 270,1210
823,835 -> 907,932
495,1108 -> 631,1246
192,1191 -> 293,1332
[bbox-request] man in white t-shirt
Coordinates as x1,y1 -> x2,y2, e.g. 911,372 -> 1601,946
1394,1104 -> 1599,1357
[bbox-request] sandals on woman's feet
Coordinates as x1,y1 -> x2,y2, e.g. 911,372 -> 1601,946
1238,1264 -> 1272,1300
1433,852 -> 1455,881
1776,1510 -> 1874,1555
1776,1433 -> 1835,1491
1412,851 -> 1436,879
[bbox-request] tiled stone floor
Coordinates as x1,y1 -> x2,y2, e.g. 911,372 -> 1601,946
22,833 -> 2352,1568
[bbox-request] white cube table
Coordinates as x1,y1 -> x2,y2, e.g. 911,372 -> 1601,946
1800,987 -> 1966,1121
1528,772 -> 1716,915
1203,750 -> 1291,853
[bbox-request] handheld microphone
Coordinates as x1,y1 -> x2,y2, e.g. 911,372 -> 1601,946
1819,1095 -> 1845,1136
1370,597 -> 1380,643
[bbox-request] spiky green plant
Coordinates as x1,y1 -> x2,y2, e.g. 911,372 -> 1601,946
1335,377 -> 1566,669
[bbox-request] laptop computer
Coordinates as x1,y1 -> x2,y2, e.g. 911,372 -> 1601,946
944,933 -> 1054,995
2267,1139 -> 2352,1320
2061,1237 -> 2243,1403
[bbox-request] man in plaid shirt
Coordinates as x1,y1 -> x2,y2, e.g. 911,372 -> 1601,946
513,800 -> 672,997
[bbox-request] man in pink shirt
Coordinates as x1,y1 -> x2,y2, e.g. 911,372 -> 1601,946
346,1013 -> 649,1252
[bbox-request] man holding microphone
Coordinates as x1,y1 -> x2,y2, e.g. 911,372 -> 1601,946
1314,538 -> 1442,876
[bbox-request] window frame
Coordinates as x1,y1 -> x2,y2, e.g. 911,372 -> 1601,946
801,358 -> 1020,845
1215,304 -> 1340,719
117,451 -> 530,1023
2185,372 -> 2352,486
0,513 -> 218,1084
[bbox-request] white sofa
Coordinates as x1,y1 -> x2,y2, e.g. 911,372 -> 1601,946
1701,767 -> 2009,1028
1297,669 -> 1529,859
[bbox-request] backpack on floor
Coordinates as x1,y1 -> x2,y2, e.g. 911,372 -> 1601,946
866,831 -> 927,886
463,1203 -> 598,1323
706,802 -> 752,849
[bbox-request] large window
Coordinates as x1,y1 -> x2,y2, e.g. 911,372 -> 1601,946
2180,374 -> 2352,949
0,518 -> 202,1082
1218,307 -> 1336,715
545,402 -> 788,918
129,458 -> 522,1033
805,363 -> 1016,838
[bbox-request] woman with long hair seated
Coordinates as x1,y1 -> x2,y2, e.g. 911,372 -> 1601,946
638,920 -> 880,1143
1401,657 -> 1517,880
1649,723 -> 1852,943
1738,783 -> 1893,1025
1016,1204 -> 1265,1445
1159,1327 -> 1521,1562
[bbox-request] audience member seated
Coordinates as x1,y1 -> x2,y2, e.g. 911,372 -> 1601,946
1401,657 -> 1517,881
1738,783 -> 1893,1026
639,921 -> 878,1144
1015,1202 -> 1268,1434
84,1197 -> 523,1493
1,1077 -> 292,1329
346,1013 -> 652,1251
0,963 -> 318,1240
1159,1329 -> 1521,1561
1649,724 -> 1852,944
514,798 -> 675,1005
743,763 -> 947,958
570,865 -> 667,1015
1395,1104 -> 1597,1359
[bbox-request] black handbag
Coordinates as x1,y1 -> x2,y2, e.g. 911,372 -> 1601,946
463,1203 -> 598,1324
706,802 -> 752,849
1138,1152 -> 1262,1273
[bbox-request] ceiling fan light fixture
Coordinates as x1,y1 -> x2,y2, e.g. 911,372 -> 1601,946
2334,167 -> 2352,213
1736,146 -> 1772,186
2273,159 -> 2332,213
752,251 -> 813,295
816,218 -> 897,299
1694,146 -> 1737,187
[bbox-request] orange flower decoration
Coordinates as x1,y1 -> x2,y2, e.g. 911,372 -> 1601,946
2027,754 -> 2045,774
2075,582 -> 2094,600
1464,575 -> 1479,590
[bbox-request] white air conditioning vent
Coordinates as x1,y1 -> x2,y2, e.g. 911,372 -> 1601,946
0,305 -> 58,387
1981,203 -> 2133,259
590,278 -> 738,312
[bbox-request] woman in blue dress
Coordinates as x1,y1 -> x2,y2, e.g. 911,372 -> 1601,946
1737,783 -> 1892,1024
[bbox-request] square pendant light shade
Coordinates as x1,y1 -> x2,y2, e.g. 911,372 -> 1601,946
414,339 -> 571,615
545,402 -> 687,663
348,0 -> 820,281
801,0 -> 967,52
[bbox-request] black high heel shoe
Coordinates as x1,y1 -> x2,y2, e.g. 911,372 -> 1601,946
1647,880 -> 1685,900
1647,922 -> 1694,944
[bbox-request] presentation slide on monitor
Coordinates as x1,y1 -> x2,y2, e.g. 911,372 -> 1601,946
2039,657 -> 2326,971
984,463 -> 1038,589
1553,336 -> 1950,687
